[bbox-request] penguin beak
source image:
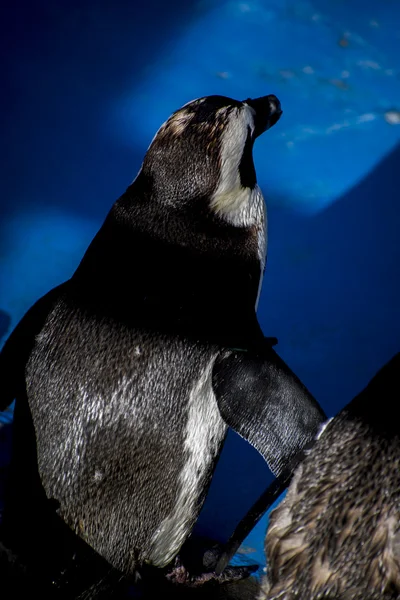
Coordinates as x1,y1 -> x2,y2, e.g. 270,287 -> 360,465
243,95 -> 283,138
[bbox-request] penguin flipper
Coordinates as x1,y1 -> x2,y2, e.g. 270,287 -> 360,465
0,284 -> 66,411
212,346 -> 326,478
211,347 -> 326,575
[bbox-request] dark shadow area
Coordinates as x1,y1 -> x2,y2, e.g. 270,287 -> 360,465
0,421 -> 12,514
0,311 -> 11,344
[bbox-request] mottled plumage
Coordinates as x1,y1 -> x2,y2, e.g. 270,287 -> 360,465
261,353 -> 400,600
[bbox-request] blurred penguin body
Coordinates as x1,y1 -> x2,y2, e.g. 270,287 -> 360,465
261,353 -> 400,600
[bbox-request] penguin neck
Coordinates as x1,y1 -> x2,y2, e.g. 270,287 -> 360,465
71,184 -> 264,346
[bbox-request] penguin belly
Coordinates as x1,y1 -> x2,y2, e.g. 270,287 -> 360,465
25,297 -> 228,574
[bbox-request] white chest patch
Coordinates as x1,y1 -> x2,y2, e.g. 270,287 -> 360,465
149,356 -> 227,567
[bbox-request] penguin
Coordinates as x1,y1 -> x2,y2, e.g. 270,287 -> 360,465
260,352 -> 400,600
0,94 -> 326,597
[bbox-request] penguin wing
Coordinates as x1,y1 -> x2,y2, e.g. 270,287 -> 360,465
0,283 -> 66,411
212,346 -> 326,478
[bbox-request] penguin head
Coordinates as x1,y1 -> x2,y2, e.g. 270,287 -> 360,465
139,94 -> 282,225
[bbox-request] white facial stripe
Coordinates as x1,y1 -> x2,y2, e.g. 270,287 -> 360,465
244,103 -> 256,129
209,105 -> 257,221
